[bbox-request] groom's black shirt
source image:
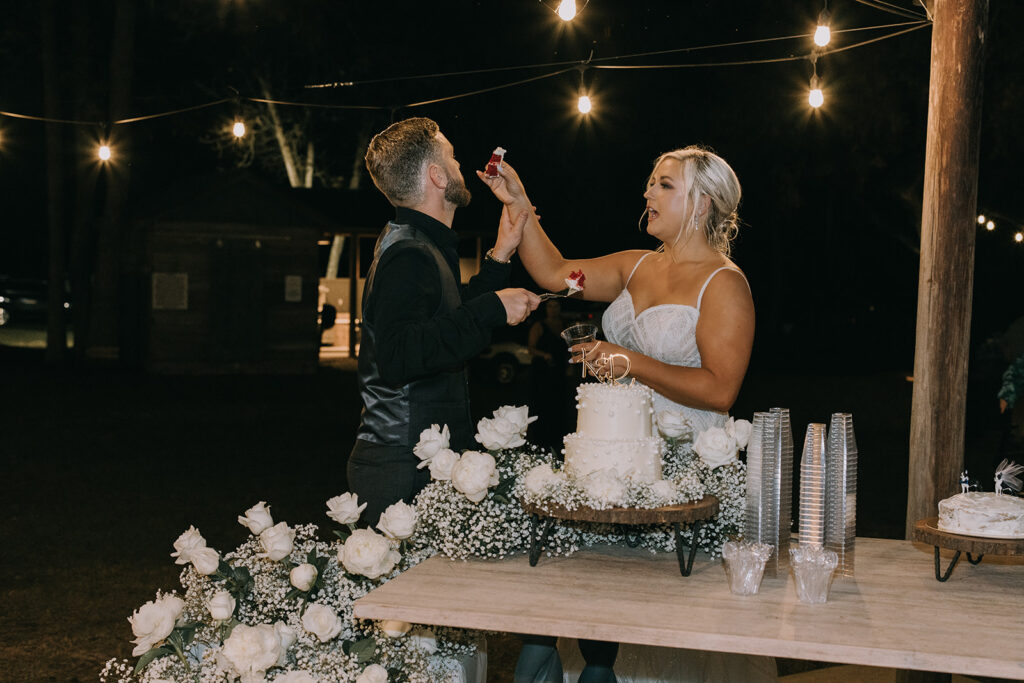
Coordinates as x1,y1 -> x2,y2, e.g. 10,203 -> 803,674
367,206 -> 509,391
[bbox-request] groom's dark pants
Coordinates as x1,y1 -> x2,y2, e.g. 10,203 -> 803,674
348,439 -> 430,529
515,634 -> 618,683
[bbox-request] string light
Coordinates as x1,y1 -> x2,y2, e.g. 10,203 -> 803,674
986,220 -> 995,231
557,0 -> 577,21
977,214 -> 986,224
577,94 -> 592,113
1016,232 -> 1023,243
814,5 -> 832,46
809,74 -> 824,108
98,143 -> 112,161
232,120 -> 246,138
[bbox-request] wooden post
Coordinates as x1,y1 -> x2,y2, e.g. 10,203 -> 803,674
906,0 -> 989,538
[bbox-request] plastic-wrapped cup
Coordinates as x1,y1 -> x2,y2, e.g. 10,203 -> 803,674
722,541 -> 774,595
789,545 -> 838,604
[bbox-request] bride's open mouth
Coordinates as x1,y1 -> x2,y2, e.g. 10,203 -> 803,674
647,208 -> 659,221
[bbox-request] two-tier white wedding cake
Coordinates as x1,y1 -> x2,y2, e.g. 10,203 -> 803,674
562,382 -> 663,483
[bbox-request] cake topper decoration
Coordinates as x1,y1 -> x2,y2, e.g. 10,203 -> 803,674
994,459 -> 1024,495
580,346 -> 631,384
484,147 -> 506,178
960,470 -> 970,493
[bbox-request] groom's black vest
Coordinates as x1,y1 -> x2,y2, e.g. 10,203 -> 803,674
356,223 -> 474,450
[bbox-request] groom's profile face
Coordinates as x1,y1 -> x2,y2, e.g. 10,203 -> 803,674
435,132 -> 472,208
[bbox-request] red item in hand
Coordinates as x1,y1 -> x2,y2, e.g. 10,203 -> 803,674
485,147 -> 506,178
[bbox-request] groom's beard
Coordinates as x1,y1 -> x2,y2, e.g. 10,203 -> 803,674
444,171 -> 472,207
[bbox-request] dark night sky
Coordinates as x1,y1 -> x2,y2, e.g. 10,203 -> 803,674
1,0 -> 1021,369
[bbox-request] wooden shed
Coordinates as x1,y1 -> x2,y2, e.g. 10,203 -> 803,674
137,172 -> 335,374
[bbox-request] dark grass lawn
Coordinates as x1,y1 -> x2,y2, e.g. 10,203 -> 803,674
0,346 -> 1007,681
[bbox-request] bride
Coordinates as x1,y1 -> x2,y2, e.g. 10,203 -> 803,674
479,146 -> 773,683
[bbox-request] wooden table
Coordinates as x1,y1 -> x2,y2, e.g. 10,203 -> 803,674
354,537 -> 1024,679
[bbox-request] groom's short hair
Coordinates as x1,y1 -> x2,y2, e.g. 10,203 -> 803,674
365,117 -> 441,206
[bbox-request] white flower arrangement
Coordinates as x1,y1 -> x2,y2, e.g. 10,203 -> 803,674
102,494 -> 480,683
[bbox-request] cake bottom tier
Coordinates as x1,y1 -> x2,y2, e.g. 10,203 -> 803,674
563,433 -> 663,483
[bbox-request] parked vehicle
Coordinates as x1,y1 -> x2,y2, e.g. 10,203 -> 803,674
0,277 -> 69,327
476,340 -> 534,384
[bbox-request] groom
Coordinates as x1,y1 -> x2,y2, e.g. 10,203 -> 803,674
349,116 -> 540,529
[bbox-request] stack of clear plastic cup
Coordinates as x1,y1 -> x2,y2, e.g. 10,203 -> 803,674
798,423 -> 827,548
789,545 -> 839,604
825,413 -> 857,577
743,408 -> 794,577
722,540 -> 774,595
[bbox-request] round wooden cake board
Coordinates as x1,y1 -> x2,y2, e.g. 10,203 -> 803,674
912,517 -> 1024,582
522,495 -> 720,577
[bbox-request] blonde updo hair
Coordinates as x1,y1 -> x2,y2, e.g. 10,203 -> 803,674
651,145 -> 742,256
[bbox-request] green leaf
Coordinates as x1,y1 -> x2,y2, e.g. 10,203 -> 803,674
167,630 -> 184,651
492,493 -> 510,505
307,549 -> 317,564
284,587 -> 303,601
349,636 -> 377,663
333,528 -> 351,542
218,559 -> 233,576
177,623 -> 198,646
134,646 -> 172,674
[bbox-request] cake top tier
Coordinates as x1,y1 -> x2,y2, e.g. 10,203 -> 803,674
575,382 -> 654,440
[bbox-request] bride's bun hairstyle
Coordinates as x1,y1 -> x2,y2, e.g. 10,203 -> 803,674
653,146 -> 742,257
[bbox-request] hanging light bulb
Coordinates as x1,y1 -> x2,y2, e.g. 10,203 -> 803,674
557,0 -> 577,21
808,75 -> 824,108
986,220 -> 995,231
1015,232 -> 1023,243
977,214 -> 986,224
232,120 -> 246,138
577,94 -> 592,114
814,9 -> 832,47
98,143 -> 112,161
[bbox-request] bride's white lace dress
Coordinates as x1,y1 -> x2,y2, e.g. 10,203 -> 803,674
559,254 -> 776,683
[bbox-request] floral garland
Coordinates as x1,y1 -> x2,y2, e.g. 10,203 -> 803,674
105,404 -> 750,682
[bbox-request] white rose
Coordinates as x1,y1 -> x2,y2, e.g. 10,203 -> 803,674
356,664 -> 389,683
128,595 -> 184,656
273,621 -> 296,667
582,470 -> 627,506
273,672 -> 316,683
221,623 -> 282,682
339,528 -> 401,579
725,417 -> 752,450
475,416 -> 526,451
694,426 -> 739,469
289,563 -> 318,592
301,603 -> 343,643
655,410 -> 693,441
524,464 -> 560,496
451,451 -> 499,503
326,493 -> 367,526
170,526 -> 206,565
379,619 -> 412,638
408,627 -> 438,654
376,501 -> 417,541
207,590 -> 236,621
492,405 -> 537,434
191,546 -> 220,576
426,448 -> 459,480
238,501 -> 274,535
259,522 -> 295,562
413,423 -> 450,463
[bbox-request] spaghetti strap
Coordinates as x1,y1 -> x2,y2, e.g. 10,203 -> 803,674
696,266 -> 749,311
624,252 -> 653,287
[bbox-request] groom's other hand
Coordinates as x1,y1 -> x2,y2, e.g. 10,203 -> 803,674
492,205 -> 534,261
496,288 -> 541,326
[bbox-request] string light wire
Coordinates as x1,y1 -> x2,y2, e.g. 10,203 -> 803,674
0,21 -> 930,127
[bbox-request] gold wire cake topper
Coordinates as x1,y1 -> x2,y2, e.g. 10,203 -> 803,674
580,346 -> 631,383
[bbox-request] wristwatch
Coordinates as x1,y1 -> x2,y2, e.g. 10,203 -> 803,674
485,248 -> 512,264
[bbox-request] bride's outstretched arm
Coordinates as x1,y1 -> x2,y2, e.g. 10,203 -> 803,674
574,271 -> 754,412
477,163 -> 640,303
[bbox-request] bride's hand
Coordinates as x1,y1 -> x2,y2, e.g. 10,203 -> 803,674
570,341 -> 632,379
476,162 -> 530,209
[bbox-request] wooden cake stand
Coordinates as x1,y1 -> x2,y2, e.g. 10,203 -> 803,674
912,517 -> 1024,581
522,495 -> 719,577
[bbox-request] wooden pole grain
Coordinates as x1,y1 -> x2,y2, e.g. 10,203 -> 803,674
906,0 -> 989,538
